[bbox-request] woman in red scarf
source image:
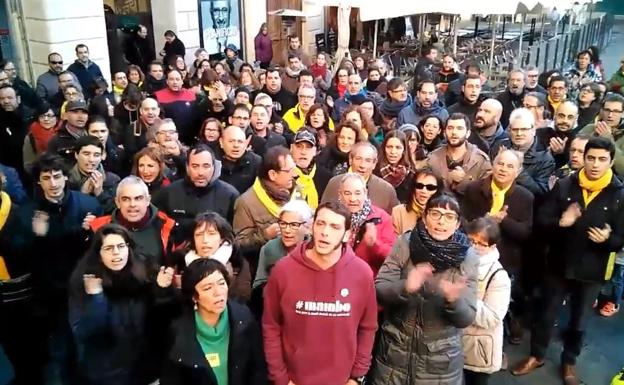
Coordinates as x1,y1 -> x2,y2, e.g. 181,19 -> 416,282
23,103 -> 60,174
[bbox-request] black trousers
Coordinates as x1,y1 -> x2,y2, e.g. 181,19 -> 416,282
530,274 -> 602,365
0,300 -> 45,385
463,369 -> 490,385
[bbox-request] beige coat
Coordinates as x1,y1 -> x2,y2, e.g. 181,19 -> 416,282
426,142 -> 492,195
233,186 -> 278,254
462,249 -> 511,374
321,174 -> 399,214
391,204 -> 420,235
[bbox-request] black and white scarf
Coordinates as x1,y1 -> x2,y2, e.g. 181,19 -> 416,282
349,199 -> 372,243
409,220 -> 469,272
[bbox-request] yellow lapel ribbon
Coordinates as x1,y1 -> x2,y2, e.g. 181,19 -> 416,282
578,168 -> 612,207
490,180 -> 511,215
0,191 -> 12,280
295,165 -> 318,209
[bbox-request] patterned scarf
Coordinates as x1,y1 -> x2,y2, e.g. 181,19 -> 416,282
409,220 -> 469,272
348,198 -> 372,244
378,164 -> 410,187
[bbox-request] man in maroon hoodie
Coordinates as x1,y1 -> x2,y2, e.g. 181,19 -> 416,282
262,201 -> 378,385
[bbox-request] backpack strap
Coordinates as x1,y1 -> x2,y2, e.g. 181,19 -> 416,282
483,268 -> 505,295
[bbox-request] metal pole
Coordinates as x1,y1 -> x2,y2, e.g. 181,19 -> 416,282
453,14 -> 459,55
373,19 -> 379,59
501,15 -> 506,41
489,15 -> 499,78
474,16 -> 479,38
518,14 -> 525,67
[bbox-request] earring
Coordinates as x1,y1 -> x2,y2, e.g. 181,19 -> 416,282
193,301 -> 198,311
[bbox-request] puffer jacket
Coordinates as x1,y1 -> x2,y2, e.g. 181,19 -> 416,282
462,248 -> 510,374
370,233 -> 479,385
397,99 -> 449,127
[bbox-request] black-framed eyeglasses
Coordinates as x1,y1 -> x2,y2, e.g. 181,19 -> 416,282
415,182 -> 437,191
427,209 -> 459,222
277,220 -> 304,230
602,107 -> 623,115
510,127 -> 533,133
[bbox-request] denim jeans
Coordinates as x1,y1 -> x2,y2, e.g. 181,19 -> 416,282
601,263 -> 624,305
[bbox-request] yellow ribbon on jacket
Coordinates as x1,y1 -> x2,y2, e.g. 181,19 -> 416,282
295,165 -> 318,209
489,181 -> 511,215
252,178 -> 284,218
578,167 -> 612,207
0,191 -> 12,280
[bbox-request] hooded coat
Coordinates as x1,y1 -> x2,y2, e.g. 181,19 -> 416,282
152,160 -> 239,234
262,242 -> 378,385
397,99 -> 449,127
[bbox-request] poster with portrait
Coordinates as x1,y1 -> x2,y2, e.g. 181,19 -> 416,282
198,0 -> 243,58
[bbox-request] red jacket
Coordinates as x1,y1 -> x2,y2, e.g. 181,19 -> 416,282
351,205 -> 396,277
262,242 -> 378,385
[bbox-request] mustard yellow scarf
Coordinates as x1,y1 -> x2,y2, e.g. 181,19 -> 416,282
0,191 -> 11,280
578,168 -> 612,207
295,165 -> 318,209
490,181 -> 511,214
252,178 -> 291,217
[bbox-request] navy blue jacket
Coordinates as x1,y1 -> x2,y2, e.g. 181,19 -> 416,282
67,60 -> 104,99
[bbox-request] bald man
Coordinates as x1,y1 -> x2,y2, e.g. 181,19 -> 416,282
497,69 -> 527,127
217,125 -> 261,194
536,101 -> 579,168
471,98 -> 511,158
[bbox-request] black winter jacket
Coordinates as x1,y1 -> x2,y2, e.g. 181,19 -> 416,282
217,150 -> 262,194
462,178 -> 534,268
496,89 -> 526,128
160,303 -> 268,385
153,171 -> 239,235
514,140 -> 556,198
539,172 -> 624,282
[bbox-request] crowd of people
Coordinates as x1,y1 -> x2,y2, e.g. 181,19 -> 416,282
1,25 -> 624,385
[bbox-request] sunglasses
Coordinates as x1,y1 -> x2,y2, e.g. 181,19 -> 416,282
50,61 -> 63,65
415,182 -> 437,191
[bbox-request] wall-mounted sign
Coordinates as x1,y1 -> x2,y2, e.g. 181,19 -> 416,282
198,0 -> 243,58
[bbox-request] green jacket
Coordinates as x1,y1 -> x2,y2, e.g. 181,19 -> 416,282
608,70 -> 624,95
580,122 -> 624,176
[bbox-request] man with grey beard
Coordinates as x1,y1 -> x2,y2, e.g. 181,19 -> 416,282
497,69 -> 527,128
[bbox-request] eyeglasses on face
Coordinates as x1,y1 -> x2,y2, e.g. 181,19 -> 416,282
277,220 -> 304,230
427,209 -> 459,222
510,127 -> 533,133
414,182 -> 437,191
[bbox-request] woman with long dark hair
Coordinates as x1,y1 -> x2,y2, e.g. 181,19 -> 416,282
69,224 -> 175,385
391,168 -> 443,235
160,258 -> 268,385
23,102 -> 61,174
304,103 -> 332,148
317,121 -> 363,176
418,114 -> 444,155
173,212 -> 252,303
375,129 -> 414,203
371,193 -> 478,385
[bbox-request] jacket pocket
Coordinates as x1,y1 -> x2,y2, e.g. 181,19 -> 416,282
462,334 -> 494,368
423,335 -> 462,374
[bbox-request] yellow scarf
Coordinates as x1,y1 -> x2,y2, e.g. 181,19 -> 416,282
548,95 -> 563,113
0,191 -> 11,280
347,167 -> 370,182
578,168 -> 612,207
113,85 -> 125,96
490,180 -> 511,214
295,165 -> 318,209
252,178 -> 289,217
